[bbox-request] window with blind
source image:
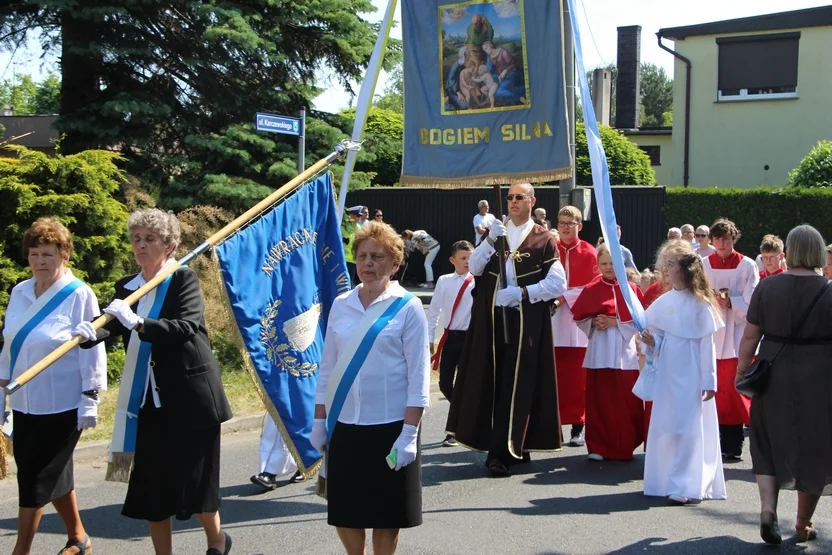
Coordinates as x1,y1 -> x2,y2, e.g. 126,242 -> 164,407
717,32 -> 800,101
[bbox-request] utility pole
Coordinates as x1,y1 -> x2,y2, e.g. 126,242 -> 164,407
298,107 -> 306,174
560,0 -> 577,209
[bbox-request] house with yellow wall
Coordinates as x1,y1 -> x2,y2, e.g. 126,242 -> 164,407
655,5 -> 832,188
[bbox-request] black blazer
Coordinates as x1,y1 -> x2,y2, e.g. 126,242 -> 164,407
84,267 -> 232,432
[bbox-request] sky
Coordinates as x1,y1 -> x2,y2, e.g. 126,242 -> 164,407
2,0 -> 830,113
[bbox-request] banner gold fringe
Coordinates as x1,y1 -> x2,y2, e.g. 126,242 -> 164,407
106,452 -> 134,483
0,435 -> 8,480
398,167 -> 573,189
211,250 -> 322,481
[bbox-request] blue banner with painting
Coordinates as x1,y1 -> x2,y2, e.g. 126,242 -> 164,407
215,173 -> 351,476
401,0 -> 571,187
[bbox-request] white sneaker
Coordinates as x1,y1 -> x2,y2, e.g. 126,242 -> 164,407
587,453 -> 604,461
568,431 -> 585,447
668,494 -> 689,504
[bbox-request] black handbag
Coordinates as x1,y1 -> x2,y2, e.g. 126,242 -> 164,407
736,280 -> 830,397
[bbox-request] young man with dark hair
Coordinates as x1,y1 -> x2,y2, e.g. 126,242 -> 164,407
427,240 -> 475,447
702,218 -> 759,460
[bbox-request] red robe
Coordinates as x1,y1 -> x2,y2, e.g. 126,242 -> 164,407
642,280 -> 668,309
759,268 -> 783,280
572,276 -> 645,460
555,239 -> 599,425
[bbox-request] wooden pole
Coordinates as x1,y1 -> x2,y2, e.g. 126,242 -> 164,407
493,184 -> 510,344
4,143 -> 353,395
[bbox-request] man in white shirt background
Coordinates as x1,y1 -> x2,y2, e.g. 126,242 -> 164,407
681,224 -> 696,247
533,208 -> 551,230
427,240 -> 475,447
472,200 -> 495,245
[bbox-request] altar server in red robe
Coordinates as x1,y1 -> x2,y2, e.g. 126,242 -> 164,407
552,206 -> 600,446
702,219 -> 759,460
571,244 -> 645,461
758,235 -> 785,281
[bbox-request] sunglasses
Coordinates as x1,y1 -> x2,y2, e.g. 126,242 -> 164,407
375,214 -> 383,219
695,234 -> 708,238
505,194 -> 532,202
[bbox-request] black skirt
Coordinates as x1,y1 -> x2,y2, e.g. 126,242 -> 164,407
327,420 -> 422,529
122,404 -> 221,522
13,409 -> 81,508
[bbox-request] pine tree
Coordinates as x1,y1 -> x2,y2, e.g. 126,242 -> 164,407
0,1 -> 400,207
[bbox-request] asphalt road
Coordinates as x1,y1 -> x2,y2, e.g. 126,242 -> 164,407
1,388 -> 830,555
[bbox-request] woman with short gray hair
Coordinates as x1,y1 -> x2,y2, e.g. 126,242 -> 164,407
76,208 -> 233,554
737,224 -> 832,545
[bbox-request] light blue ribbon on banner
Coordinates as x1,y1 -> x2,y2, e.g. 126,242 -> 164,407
9,279 -> 84,379
123,275 -> 173,451
326,293 -> 415,441
566,0 -> 647,331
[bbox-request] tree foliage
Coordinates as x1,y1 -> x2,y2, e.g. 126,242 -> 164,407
788,141 -> 832,188
373,64 -> 404,114
0,146 -> 131,320
587,62 -> 673,127
341,107 -> 403,186
0,1 -> 400,208
575,122 -> 656,186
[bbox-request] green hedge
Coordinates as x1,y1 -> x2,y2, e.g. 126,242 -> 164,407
665,186 -> 832,259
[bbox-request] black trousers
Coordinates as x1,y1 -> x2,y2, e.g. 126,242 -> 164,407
719,424 -> 745,457
439,330 -> 466,401
487,307 -> 521,468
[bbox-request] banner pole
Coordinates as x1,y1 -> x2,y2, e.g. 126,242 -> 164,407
492,184 -> 510,344
4,141 -> 358,395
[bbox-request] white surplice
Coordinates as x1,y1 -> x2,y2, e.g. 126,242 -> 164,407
702,256 -> 758,359
642,289 -> 727,500
576,317 -> 639,370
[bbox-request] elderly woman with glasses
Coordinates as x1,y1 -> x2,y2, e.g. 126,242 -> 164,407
1,217 -> 106,555
76,209 -> 233,555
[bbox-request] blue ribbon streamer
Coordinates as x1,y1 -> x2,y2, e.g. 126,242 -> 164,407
566,0 -> 647,331
326,293 -> 415,440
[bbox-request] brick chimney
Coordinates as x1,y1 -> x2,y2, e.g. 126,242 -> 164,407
616,25 -> 641,129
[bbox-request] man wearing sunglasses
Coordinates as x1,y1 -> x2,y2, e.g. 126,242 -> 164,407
446,182 -> 567,477
552,206 -> 601,448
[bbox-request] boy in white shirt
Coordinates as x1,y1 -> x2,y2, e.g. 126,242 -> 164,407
427,240 -> 475,447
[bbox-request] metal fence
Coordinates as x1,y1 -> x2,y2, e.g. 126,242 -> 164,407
345,186 -> 667,278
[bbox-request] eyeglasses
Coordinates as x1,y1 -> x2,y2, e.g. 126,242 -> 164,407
695,234 -> 708,238
557,221 -> 579,228
505,194 -> 532,202
761,255 -> 780,262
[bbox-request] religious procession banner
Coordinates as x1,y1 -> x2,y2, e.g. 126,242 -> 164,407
400,0 -> 571,187
215,173 -> 350,476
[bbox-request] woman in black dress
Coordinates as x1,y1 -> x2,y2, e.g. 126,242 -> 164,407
79,209 -> 233,555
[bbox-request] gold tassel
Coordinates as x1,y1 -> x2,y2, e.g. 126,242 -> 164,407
398,167 -> 573,189
106,452 -> 134,483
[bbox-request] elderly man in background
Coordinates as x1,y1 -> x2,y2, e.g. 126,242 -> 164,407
533,208 -> 551,230
473,200 -> 496,246
667,227 -> 682,240
681,224 -> 696,247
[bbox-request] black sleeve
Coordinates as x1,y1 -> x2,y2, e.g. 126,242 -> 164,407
137,268 -> 204,345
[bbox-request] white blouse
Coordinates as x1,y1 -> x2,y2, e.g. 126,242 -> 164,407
0,271 -> 106,415
315,282 -> 431,425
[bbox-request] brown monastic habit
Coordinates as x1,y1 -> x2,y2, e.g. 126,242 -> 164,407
446,225 -> 562,458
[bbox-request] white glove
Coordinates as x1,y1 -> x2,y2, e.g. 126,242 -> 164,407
489,218 -> 507,239
77,394 -> 98,431
72,321 -> 97,342
104,299 -> 140,330
391,423 -> 419,471
310,418 -> 327,454
495,286 -> 522,307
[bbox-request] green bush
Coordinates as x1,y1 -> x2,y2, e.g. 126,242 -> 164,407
665,186 -> 832,259
788,140 -> 832,188
576,122 -> 656,186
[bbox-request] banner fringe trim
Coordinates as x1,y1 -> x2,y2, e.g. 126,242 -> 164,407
106,452 -> 133,483
398,167 -> 572,189
212,251 -> 321,481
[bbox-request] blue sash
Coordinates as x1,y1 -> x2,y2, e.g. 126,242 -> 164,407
8,279 -> 84,380
326,293 -> 414,440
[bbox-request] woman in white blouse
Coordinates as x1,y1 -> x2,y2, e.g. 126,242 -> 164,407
311,221 -> 430,555
0,218 -> 106,555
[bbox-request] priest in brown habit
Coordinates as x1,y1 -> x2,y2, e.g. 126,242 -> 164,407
446,182 -> 567,477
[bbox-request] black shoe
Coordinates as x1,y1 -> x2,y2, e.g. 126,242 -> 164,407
250,472 -> 278,491
722,452 -> 743,461
206,531 -> 232,555
442,435 -> 458,447
760,511 -> 782,546
488,459 -> 511,478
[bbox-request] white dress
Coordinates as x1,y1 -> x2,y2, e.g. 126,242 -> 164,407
642,289 -> 727,500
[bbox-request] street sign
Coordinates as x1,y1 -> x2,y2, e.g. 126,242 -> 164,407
256,112 -> 302,136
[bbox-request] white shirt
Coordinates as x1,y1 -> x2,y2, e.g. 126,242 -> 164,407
315,282 -> 431,425
696,244 -> 716,258
1,271 -> 106,415
702,255 -> 759,359
469,219 -> 567,307
426,272 -> 474,341
122,260 -> 177,409
473,212 -> 496,245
